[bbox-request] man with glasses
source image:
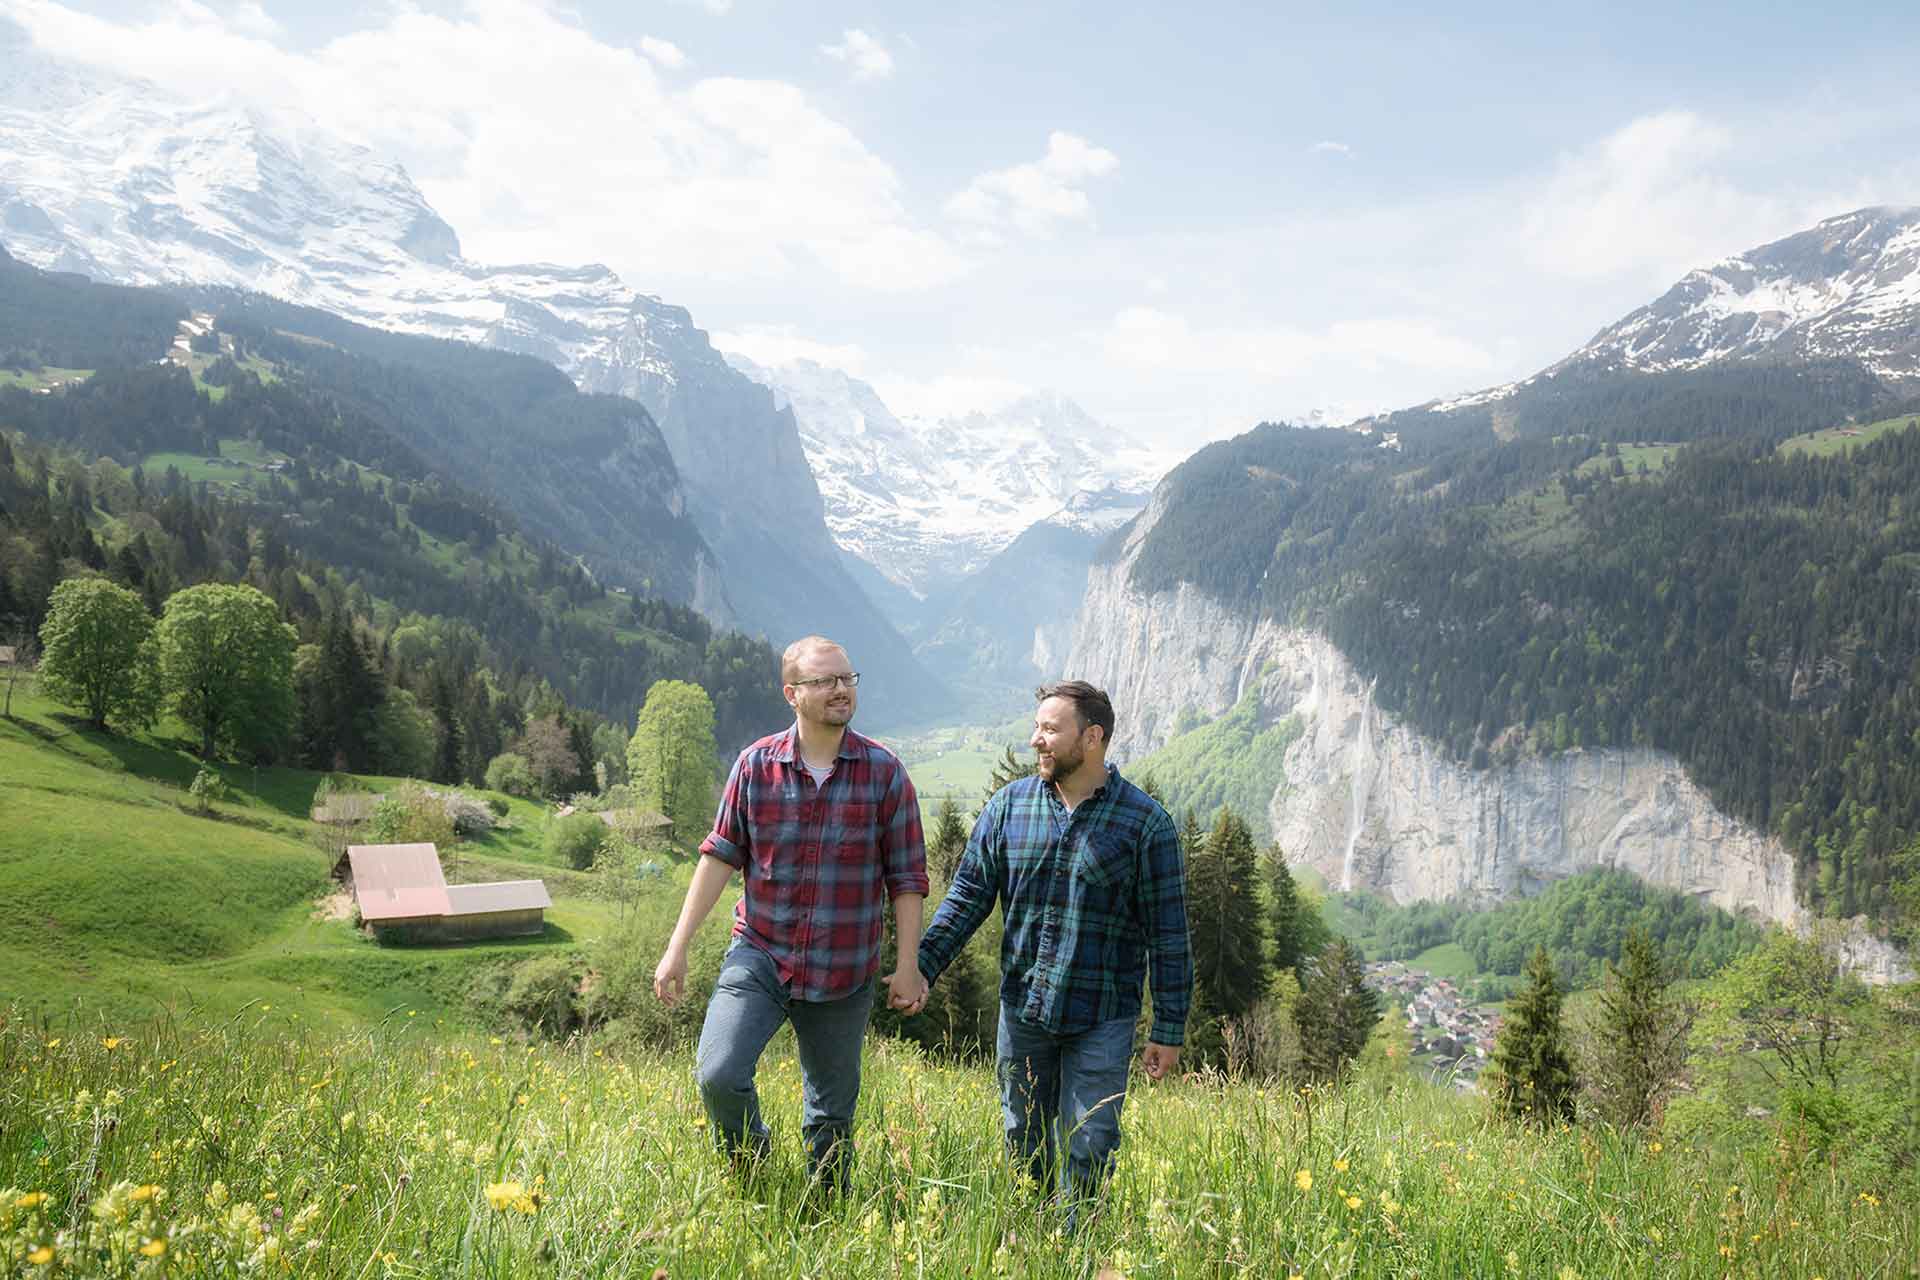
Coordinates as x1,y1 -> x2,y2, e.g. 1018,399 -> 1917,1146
912,680 -> 1190,1227
653,635 -> 929,1194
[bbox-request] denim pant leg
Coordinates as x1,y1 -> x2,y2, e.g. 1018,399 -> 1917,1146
1058,1014 -> 1136,1199
996,1005 -> 1063,1190
788,977 -> 876,1191
694,942 -> 786,1160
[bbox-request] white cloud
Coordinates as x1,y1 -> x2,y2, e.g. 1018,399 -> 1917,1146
712,326 -> 871,374
946,131 -> 1119,241
1309,140 -> 1351,155
1516,110 -> 1806,284
1100,306 -> 1495,379
4,0 -> 967,294
821,28 -> 894,82
676,0 -> 733,14
227,1 -> 280,39
639,35 -> 687,70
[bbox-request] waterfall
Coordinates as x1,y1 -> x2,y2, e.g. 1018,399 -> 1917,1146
1340,680 -> 1378,891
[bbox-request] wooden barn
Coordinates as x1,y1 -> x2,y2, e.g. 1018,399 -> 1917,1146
346,842 -> 552,944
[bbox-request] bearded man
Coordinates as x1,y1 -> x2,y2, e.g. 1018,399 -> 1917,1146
654,635 -> 928,1193
909,679 -> 1190,1223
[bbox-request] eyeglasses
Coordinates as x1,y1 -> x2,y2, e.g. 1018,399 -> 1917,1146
791,673 -> 861,689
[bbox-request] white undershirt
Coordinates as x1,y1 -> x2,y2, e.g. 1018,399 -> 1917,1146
803,761 -> 834,788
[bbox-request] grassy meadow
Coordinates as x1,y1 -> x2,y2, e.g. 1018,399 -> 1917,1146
3,679 -> 1917,1277
3,1016 -> 1914,1279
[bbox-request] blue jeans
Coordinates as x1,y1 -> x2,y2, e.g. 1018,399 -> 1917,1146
694,940 -> 874,1191
996,1006 -> 1136,1210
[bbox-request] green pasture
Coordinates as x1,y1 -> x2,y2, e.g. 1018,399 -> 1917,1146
0,366 -> 92,392
1778,412 -> 1920,457
0,684 -> 608,1031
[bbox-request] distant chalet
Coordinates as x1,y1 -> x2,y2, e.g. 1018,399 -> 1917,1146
346,842 -> 551,944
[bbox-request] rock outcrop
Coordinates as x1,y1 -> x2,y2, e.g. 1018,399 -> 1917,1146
1068,499 -> 1915,981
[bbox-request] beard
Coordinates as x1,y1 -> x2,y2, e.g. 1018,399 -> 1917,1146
1036,741 -> 1086,783
810,695 -> 855,727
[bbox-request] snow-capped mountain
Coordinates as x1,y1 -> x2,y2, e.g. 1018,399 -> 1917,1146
1397,206 -> 1920,422
0,27 -> 949,721
720,354 -> 1172,595
1559,207 -> 1920,380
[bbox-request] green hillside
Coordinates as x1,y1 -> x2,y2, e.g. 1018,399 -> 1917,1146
1124,369 -> 1920,928
0,683 -> 623,1031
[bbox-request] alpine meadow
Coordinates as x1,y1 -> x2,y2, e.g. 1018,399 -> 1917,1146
3,6 -> 1920,1280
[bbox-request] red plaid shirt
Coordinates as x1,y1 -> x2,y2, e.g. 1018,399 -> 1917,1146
700,725 -> 928,1002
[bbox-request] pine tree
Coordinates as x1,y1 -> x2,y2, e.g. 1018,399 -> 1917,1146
982,744 -> 1035,803
926,796 -> 968,889
1188,808 -> 1269,1065
1585,926 -> 1693,1130
1267,843 -> 1306,980
1290,937 -> 1380,1083
1489,946 -> 1579,1128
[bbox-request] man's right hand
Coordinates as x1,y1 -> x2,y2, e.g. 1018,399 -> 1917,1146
653,946 -> 688,1006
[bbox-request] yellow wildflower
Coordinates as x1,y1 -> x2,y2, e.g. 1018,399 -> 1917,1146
16,1191 -> 48,1209
129,1184 -> 162,1203
485,1181 -> 526,1211
1647,1141 -> 1662,1155
101,1037 -> 124,1050
140,1239 -> 166,1258
27,1245 -> 53,1265
1344,1195 -> 1362,1210
1333,1158 -> 1349,1173
45,1038 -> 59,1049
1294,1170 -> 1312,1192
1858,1192 -> 1879,1207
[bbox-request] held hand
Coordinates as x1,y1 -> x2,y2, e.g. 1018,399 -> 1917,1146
653,947 -> 688,1006
883,967 -> 929,1014
1141,1041 -> 1180,1082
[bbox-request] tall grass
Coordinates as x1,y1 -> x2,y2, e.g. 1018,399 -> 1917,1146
2,1011 -> 1911,1278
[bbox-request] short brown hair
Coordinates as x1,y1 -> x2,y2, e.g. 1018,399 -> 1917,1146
1035,680 -> 1115,743
781,635 -> 848,685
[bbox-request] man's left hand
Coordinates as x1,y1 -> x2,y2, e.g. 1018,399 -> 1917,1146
884,967 -> 929,1014
1141,1041 -> 1180,1082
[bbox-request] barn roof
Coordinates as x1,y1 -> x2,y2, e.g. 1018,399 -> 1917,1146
347,843 -> 452,921
446,881 -> 553,915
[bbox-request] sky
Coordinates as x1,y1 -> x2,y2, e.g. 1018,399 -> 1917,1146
7,0 -> 1920,447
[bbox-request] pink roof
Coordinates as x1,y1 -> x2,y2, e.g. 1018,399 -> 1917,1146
445,881 -> 553,915
348,843 -> 452,921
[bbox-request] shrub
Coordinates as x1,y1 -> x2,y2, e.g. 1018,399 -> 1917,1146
484,752 -> 537,798
188,767 -> 229,816
485,795 -> 510,819
439,789 -> 495,837
367,782 -> 456,848
548,811 -> 609,870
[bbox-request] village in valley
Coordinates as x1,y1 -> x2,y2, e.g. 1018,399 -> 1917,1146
1365,961 -> 1502,1088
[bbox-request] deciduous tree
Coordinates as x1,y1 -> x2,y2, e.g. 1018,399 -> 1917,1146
37,576 -> 159,731
625,679 -> 719,849
156,583 -> 295,760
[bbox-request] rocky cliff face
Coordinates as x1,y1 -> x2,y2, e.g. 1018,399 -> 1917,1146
1068,504 -> 1914,980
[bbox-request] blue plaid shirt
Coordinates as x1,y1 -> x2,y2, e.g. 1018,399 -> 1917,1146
918,766 -> 1192,1046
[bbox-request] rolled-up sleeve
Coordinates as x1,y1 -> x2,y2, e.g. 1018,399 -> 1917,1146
880,761 -> 930,899
1138,808 -> 1192,1046
698,751 -> 751,869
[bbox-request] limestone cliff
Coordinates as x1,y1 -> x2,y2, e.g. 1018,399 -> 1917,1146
1067,501 -> 1915,982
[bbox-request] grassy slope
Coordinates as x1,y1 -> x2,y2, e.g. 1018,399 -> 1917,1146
0,682 -> 605,1032
0,1019 -> 1910,1279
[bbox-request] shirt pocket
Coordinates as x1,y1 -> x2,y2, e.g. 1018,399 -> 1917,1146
1072,832 -> 1135,894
